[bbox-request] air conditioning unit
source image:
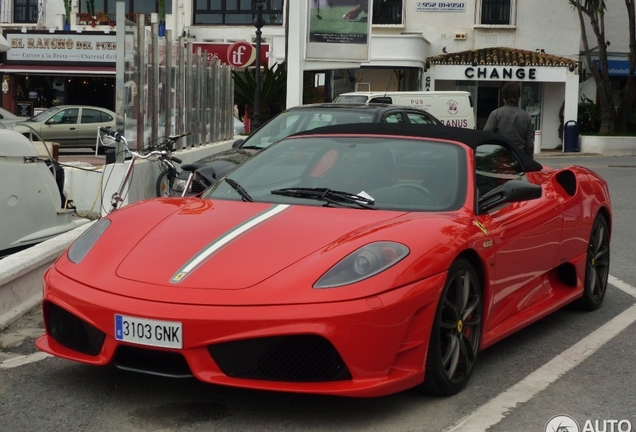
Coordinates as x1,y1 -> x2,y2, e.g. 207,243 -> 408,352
454,32 -> 467,40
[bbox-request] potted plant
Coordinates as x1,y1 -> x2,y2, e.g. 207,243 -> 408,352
63,0 -> 72,30
77,12 -> 94,25
96,11 -> 109,24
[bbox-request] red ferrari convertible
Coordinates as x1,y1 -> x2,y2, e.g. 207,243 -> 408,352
36,123 -> 611,397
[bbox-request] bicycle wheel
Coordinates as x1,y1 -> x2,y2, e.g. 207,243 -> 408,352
156,170 -> 176,197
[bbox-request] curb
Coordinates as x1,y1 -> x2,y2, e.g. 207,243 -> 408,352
0,222 -> 95,331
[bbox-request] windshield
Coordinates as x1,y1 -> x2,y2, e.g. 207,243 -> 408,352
206,135 -> 466,212
242,108 -> 375,149
28,106 -> 63,122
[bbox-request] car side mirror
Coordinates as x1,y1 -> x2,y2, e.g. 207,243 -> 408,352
478,180 -> 542,214
232,139 -> 244,149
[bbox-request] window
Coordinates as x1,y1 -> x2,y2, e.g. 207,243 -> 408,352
372,0 -> 403,25
383,113 -> 405,123
480,0 -> 511,25
80,1 -> 173,21
405,112 -> 437,125
194,0 -> 283,26
475,143 -> 524,197
81,109 -> 113,124
52,108 -> 79,125
14,0 -> 38,23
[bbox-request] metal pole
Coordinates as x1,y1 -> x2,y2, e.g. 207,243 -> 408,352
252,0 -> 264,131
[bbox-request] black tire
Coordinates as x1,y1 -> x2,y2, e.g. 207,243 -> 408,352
574,214 -> 610,311
421,258 -> 482,396
156,170 -> 175,197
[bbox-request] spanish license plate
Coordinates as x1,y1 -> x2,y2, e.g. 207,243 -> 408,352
115,314 -> 183,349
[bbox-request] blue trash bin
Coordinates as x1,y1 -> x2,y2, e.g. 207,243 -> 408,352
564,120 -> 580,152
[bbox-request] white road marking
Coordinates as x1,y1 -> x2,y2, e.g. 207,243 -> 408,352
0,351 -> 51,369
445,275 -> 636,432
609,274 -> 636,298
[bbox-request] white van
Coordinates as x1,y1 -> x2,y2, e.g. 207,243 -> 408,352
333,91 -> 475,129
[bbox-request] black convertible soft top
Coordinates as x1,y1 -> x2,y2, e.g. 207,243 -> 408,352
290,123 -> 543,172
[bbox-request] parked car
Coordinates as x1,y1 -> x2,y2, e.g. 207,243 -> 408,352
0,106 -> 25,127
35,123 -> 611,397
172,103 -> 443,195
233,116 -> 245,135
12,105 -> 118,149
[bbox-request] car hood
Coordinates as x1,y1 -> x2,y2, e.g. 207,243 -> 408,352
115,200 -> 408,289
57,199 -> 460,305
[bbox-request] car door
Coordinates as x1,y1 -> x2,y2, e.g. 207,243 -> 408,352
473,143 -> 563,334
78,108 -> 115,146
41,107 -> 79,147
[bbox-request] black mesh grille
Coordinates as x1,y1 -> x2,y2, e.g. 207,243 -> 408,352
191,179 -> 207,195
114,346 -> 192,378
48,303 -> 106,356
208,335 -> 351,382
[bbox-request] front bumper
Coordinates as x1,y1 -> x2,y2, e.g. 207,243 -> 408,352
36,267 -> 445,397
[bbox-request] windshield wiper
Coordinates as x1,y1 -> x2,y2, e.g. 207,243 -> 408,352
225,178 -> 253,202
270,187 -> 376,210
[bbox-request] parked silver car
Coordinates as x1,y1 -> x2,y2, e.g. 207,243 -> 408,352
13,105 -> 118,149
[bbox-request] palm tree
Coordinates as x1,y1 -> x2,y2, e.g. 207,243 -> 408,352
232,61 -> 287,127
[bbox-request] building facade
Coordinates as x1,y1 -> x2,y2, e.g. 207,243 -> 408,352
0,1 -> 632,149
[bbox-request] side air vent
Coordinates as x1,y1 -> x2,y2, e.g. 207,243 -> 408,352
555,170 -> 577,196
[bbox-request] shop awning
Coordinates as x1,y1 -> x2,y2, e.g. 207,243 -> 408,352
425,47 -> 579,71
0,64 -> 115,76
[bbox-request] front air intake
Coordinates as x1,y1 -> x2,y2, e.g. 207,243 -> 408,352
48,303 -> 106,356
208,335 -> 351,382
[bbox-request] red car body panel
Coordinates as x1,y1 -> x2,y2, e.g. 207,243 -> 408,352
35,128 -> 612,397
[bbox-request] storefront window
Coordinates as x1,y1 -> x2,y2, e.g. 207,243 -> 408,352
82,1 -> 174,21
521,82 -> 541,131
193,0 -> 283,25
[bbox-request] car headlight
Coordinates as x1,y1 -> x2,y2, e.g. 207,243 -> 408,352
67,219 -> 111,264
171,177 -> 189,194
314,242 -> 409,289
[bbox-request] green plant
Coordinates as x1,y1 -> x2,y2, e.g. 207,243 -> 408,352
578,95 -> 601,134
232,61 -> 287,125
64,0 -> 72,24
158,0 -> 166,22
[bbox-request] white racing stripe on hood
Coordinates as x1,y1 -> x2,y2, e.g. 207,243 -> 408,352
171,204 -> 289,283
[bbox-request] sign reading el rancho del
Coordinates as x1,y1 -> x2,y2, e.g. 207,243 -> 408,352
2,31 -> 117,65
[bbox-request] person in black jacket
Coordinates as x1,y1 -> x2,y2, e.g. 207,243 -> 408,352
483,82 -> 535,157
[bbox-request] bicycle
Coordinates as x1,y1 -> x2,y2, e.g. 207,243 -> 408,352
149,132 -> 191,197
99,127 -> 184,213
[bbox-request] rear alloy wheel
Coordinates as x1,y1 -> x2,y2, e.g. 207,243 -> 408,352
575,214 -> 610,311
422,258 -> 482,396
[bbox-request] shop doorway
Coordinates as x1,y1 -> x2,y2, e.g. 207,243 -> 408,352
476,85 -> 500,130
13,75 -> 115,114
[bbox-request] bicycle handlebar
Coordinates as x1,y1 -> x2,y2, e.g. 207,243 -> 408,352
99,127 -> 122,141
168,132 -> 191,141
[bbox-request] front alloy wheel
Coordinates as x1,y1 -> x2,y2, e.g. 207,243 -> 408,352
422,258 -> 482,396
